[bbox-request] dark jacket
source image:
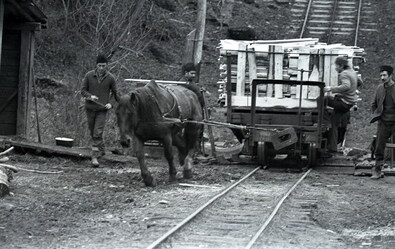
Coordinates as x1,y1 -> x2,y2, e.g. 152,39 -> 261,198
81,70 -> 119,111
371,81 -> 395,123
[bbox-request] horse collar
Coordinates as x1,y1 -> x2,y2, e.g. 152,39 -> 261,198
162,88 -> 181,118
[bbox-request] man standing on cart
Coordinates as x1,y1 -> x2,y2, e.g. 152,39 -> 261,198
324,56 -> 358,154
370,65 -> 395,179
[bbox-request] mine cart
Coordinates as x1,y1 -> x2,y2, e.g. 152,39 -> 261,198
217,38 -> 366,166
243,79 -> 325,166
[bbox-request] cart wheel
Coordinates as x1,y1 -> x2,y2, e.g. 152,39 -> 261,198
308,143 -> 317,166
257,142 -> 268,166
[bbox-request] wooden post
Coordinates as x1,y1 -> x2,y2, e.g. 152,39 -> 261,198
273,45 -> 283,98
247,47 -> 257,103
16,30 -> 34,137
0,0 -> 4,68
329,49 -> 339,88
296,47 -> 310,99
183,29 -> 196,65
308,51 -> 320,99
236,43 -> 247,97
267,45 -> 274,97
323,48 -> 332,87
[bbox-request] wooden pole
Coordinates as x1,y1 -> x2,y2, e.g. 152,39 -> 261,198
33,78 -> 41,143
192,0 -> 206,83
202,90 -> 216,158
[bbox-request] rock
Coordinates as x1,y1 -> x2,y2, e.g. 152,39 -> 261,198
0,203 -> 15,212
344,147 -> 368,157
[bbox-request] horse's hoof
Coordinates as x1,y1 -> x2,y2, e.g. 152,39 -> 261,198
144,176 -> 157,187
169,174 -> 178,183
183,169 -> 193,179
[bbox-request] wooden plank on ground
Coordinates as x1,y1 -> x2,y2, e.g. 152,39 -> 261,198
236,43 -> 247,96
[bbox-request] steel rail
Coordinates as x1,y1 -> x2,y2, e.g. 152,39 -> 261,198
145,166 -> 262,249
244,168 -> 313,249
299,0 -> 314,38
327,0 -> 339,44
354,0 -> 363,46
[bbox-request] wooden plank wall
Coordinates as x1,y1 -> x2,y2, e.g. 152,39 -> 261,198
0,29 -> 20,135
0,0 -> 4,68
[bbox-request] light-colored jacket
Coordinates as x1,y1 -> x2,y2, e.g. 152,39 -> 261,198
331,68 -> 358,105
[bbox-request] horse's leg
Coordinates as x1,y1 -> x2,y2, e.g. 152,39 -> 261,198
135,138 -> 156,187
173,133 -> 187,166
182,123 -> 202,179
163,134 -> 177,183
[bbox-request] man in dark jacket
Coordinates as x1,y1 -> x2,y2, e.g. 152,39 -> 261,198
370,65 -> 395,179
81,54 -> 119,167
324,56 -> 358,153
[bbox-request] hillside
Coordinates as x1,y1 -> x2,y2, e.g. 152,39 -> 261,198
30,0 -> 394,150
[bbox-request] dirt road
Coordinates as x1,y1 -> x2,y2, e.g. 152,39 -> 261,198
1,153 -> 394,249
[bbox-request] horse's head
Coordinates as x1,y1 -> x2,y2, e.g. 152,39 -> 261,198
116,93 -> 139,148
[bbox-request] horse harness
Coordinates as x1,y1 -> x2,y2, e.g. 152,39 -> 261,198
150,86 -> 182,120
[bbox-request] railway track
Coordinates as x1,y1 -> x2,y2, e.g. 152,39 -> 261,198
290,0 -> 377,46
143,167 -> 321,249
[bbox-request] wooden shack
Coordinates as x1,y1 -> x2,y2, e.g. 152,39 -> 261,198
217,38 -> 365,108
0,0 -> 46,137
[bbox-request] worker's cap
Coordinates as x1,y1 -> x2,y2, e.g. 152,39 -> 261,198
96,54 -> 108,64
182,62 -> 196,74
380,65 -> 393,75
335,56 -> 349,67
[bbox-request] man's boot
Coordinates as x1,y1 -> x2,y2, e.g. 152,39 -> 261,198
371,161 -> 383,179
91,147 -> 100,168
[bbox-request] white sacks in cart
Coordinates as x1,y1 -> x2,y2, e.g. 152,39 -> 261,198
217,38 -> 365,109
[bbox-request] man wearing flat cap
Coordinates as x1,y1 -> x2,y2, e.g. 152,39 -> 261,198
324,56 -> 359,154
81,54 -> 119,167
370,65 -> 395,179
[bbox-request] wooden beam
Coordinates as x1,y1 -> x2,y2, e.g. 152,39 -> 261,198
236,43 -> 247,97
193,0 -> 206,67
247,47 -> 257,100
0,0 -> 4,69
6,22 -> 42,31
296,47 -> 310,99
16,30 -> 33,137
273,45 -> 284,98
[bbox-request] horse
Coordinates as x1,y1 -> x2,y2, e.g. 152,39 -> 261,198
116,80 -> 203,186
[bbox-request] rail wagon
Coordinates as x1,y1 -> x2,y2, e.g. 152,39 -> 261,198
217,38 -> 365,166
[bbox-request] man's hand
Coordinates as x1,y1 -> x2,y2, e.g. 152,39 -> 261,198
105,103 -> 112,110
324,86 -> 332,92
90,95 -> 99,101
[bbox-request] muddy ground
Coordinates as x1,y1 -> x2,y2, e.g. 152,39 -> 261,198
1,149 -> 394,249
2,0 -> 395,248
